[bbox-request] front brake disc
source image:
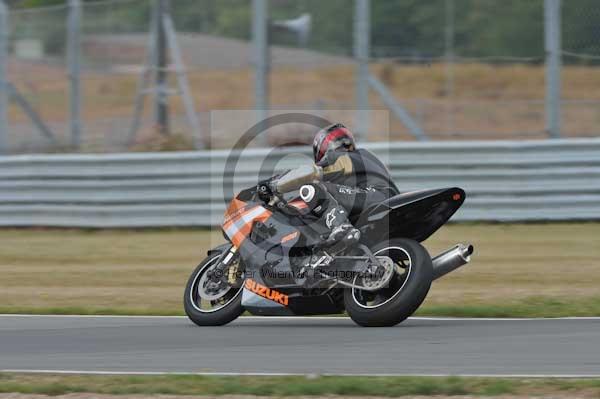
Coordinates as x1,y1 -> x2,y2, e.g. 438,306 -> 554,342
197,266 -> 231,301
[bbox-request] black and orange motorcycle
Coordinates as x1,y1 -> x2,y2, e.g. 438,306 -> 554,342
184,167 -> 473,327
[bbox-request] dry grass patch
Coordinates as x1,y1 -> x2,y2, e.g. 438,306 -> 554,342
7,61 -> 600,150
0,223 -> 599,316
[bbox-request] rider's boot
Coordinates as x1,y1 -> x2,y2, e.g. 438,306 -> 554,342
321,207 -> 361,250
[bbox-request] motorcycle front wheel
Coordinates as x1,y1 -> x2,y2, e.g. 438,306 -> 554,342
344,238 -> 433,327
184,246 -> 244,326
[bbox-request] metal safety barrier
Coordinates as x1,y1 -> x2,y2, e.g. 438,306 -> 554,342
1,138 -> 599,227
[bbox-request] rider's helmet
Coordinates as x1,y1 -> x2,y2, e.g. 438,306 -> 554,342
312,123 -> 356,163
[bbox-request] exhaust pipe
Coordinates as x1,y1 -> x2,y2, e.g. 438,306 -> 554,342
432,243 -> 474,280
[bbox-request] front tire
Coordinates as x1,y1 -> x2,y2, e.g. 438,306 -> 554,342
344,238 -> 433,327
184,248 -> 244,326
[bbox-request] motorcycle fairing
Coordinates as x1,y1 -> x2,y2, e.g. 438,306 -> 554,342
222,198 -> 272,247
360,187 -> 465,243
241,277 -> 295,315
233,203 -> 345,316
242,288 -> 295,315
232,202 -> 302,311
242,288 -> 342,316
287,198 -> 310,214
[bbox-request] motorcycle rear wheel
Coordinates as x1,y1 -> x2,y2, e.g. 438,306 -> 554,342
344,238 -> 433,327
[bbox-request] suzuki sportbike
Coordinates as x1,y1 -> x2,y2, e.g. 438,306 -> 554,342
184,169 -> 474,327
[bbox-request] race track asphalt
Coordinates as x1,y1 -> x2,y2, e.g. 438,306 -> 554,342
1,315 -> 599,376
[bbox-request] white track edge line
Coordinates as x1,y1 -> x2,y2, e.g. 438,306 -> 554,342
2,370 -> 600,378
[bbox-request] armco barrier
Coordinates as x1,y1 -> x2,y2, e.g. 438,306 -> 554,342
1,138 -> 599,227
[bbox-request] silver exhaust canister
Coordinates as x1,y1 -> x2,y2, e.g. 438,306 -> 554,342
432,243 -> 474,280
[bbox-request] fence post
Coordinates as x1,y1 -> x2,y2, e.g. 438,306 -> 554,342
162,12 -> 204,149
444,0 -> 455,98
252,0 -> 269,145
354,0 -> 370,141
367,74 -> 428,141
0,1 -> 8,154
444,0 -> 456,134
545,0 -> 561,139
68,0 -> 82,149
154,0 -> 169,135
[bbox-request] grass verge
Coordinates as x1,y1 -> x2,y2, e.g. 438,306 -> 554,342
1,223 -> 599,318
3,295 -> 600,318
1,374 -> 600,397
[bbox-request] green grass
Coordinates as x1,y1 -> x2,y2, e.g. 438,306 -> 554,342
1,223 -> 600,318
0,374 -> 572,397
3,296 -> 600,318
2,374 -> 600,397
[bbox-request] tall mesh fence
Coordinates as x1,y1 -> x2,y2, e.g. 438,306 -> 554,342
8,4 -> 69,153
369,0 -> 546,141
80,0 -> 255,151
1,0 -> 599,153
80,0 -> 149,151
561,0 -> 600,136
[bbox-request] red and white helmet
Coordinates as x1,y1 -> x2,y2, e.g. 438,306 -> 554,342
312,123 -> 356,163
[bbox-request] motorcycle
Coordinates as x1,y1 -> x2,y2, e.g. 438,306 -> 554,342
184,171 -> 474,327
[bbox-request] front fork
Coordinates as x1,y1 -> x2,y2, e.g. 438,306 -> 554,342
209,244 -> 241,286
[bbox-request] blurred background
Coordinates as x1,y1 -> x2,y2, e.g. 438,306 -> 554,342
1,0 -> 599,317
0,0 -> 599,153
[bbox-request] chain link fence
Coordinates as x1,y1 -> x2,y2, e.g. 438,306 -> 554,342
561,0 -> 600,137
0,0 -> 599,153
369,0 -> 547,140
8,4 -> 69,152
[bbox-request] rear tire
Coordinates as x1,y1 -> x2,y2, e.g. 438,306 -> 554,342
184,249 -> 244,326
344,238 -> 433,327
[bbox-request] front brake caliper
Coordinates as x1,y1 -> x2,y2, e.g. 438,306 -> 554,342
227,262 -> 239,285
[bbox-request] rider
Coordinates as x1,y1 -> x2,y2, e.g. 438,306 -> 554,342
269,123 -> 399,250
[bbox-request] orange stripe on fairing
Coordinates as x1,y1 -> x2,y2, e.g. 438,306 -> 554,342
281,231 -> 299,243
223,204 -> 272,248
223,198 -> 248,224
230,219 -> 253,248
288,200 -> 308,210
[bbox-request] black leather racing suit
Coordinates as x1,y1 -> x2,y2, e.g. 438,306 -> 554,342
314,148 -> 399,224
270,148 -> 398,243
